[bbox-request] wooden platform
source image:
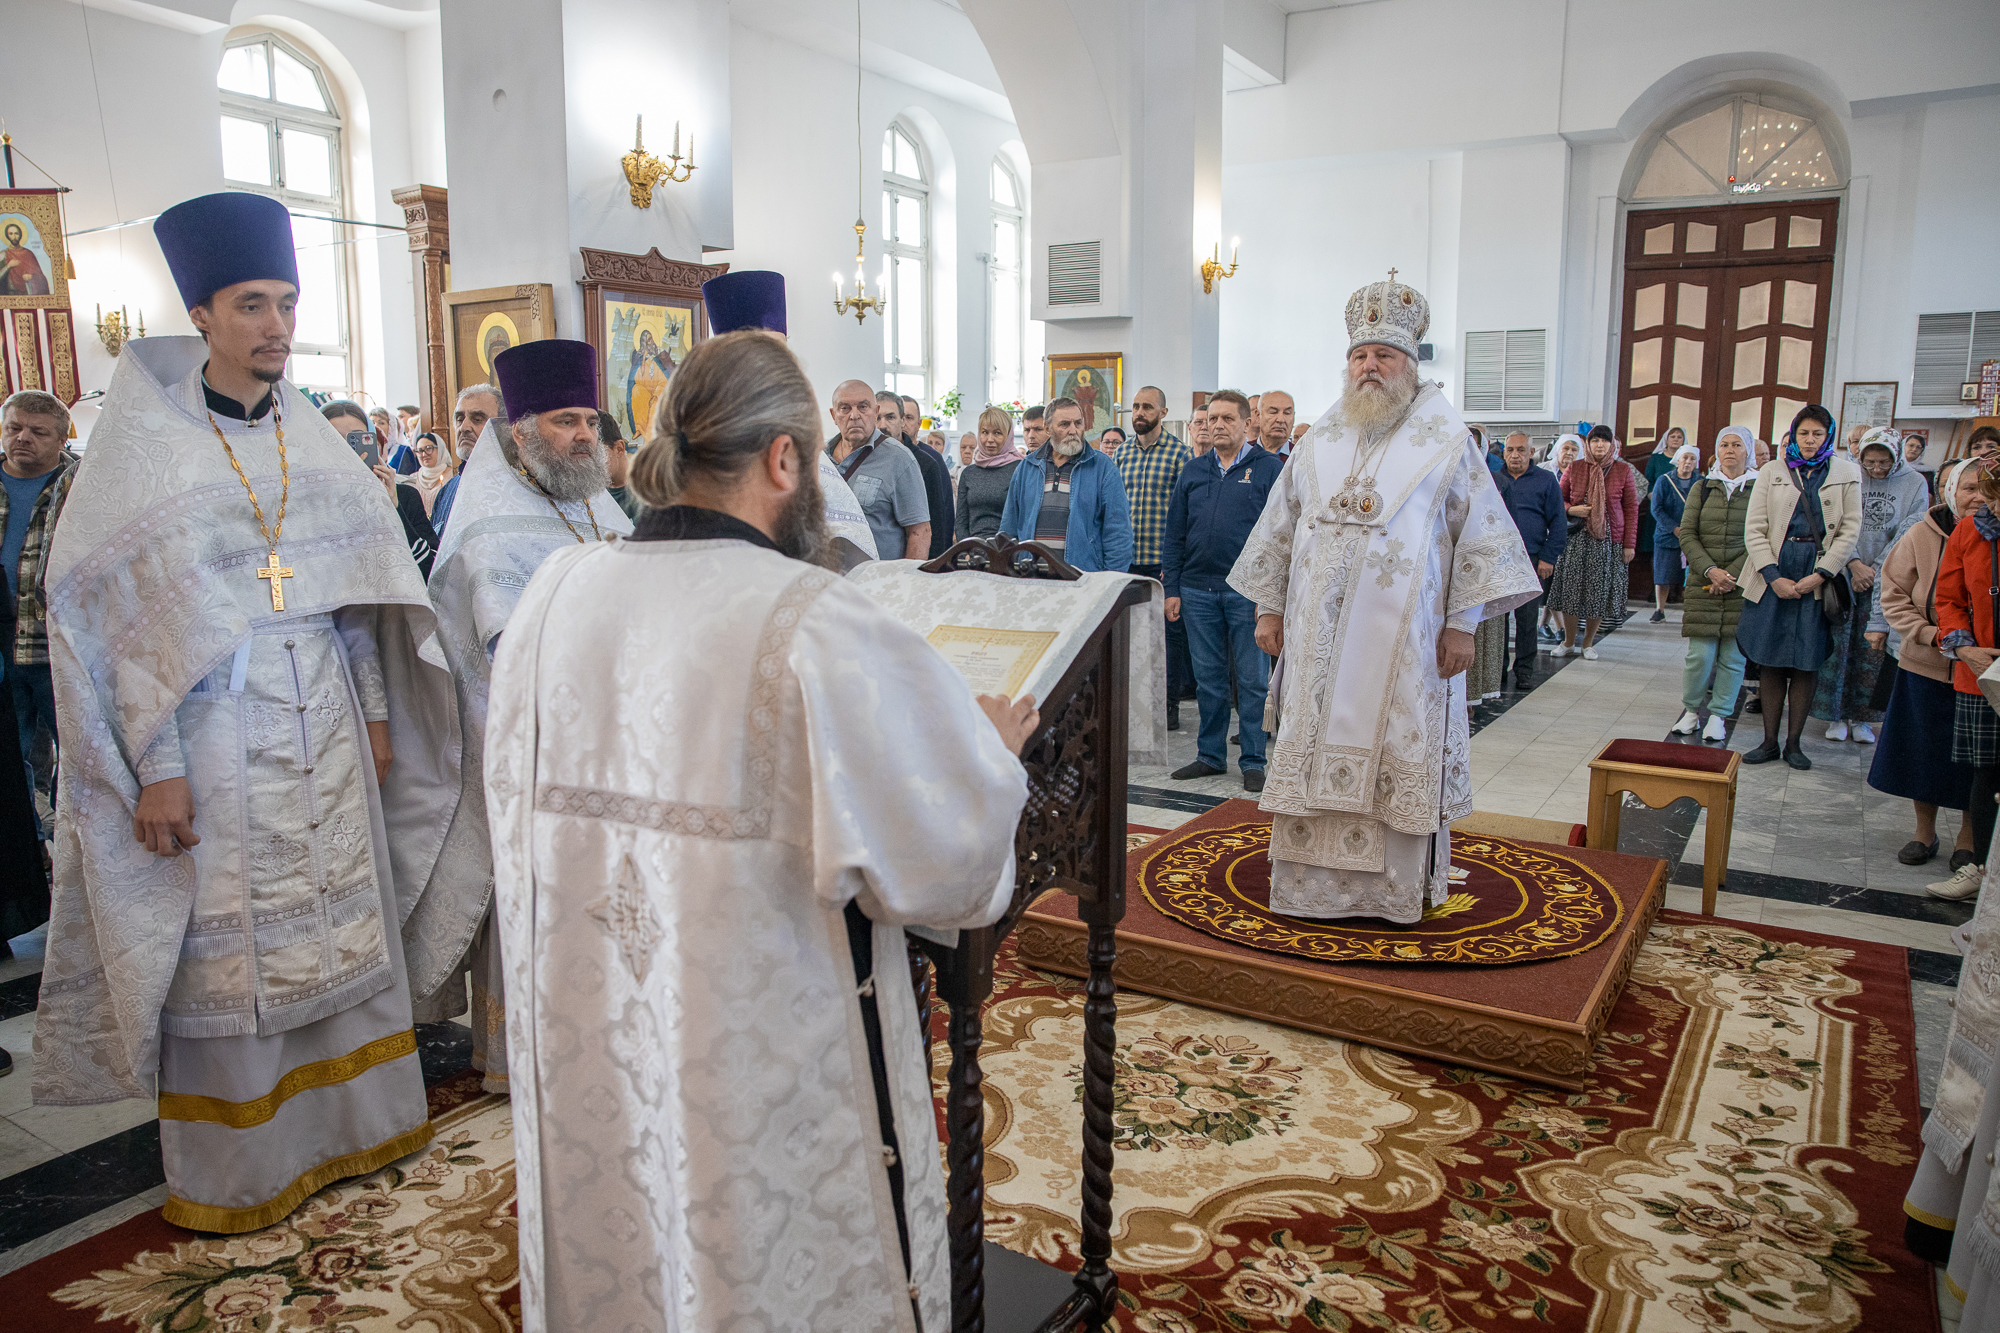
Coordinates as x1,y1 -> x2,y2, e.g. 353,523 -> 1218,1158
1017,820 -> 1667,1092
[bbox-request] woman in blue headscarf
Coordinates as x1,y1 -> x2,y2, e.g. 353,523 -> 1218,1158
1735,405 -> 1864,769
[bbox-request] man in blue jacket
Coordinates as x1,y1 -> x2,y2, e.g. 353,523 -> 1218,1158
999,396 -> 1133,572
1162,390 -> 1286,792
1496,431 -> 1566,688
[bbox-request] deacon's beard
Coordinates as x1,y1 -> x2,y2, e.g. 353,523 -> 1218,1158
1051,435 -> 1085,460
519,419 -> 612,503
1335,360 -> 1421,437
774,452 -> 835,567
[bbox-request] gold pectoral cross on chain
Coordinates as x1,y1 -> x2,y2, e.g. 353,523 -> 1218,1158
257,549 -> 294,611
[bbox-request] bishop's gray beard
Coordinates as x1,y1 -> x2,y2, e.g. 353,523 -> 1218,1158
519,419 -> 612,503
1335,362 -> 1421,438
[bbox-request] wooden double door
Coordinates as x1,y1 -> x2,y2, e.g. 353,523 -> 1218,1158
1616,199 -> 1839,463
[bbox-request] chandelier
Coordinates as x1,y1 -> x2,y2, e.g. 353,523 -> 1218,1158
832,0 -> 886,325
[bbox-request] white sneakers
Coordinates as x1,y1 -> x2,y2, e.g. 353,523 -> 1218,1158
1672,710 -> 1701,735
1703,715 -> 1728,741
1549,644 -> 1571,658
1581,646 -> 1600,660
1853,722 -> 1876,743
1928,862 -> 1985,901
1825,720 -> 1849,741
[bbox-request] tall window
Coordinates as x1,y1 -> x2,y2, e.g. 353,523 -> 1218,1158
988,158 -> 1026,406
881,123 -> 929,402
217,33 -> 351,392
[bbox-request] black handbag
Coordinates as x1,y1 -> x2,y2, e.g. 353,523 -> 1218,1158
1803,474 -> 1853,625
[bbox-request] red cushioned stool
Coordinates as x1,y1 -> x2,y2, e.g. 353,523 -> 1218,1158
1586,739 -> 1739,914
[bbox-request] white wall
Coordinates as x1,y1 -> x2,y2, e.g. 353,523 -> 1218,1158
1216,0 -> 2000,435
0,0 -> 443,431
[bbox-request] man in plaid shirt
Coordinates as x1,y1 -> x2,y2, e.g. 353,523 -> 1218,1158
1117,385 -> 1196,728
2,390 -> 80,836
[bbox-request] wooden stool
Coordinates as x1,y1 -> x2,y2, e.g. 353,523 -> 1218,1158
1586,739 -> 1740,914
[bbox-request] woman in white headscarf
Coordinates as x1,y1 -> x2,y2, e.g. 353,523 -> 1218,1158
1813,427 -> 1932,743
1648,442 -> 1701,622
1870,457 -> 1982,871
1671,427 -> 1757,739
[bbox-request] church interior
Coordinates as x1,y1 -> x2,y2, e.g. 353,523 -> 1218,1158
2,1 -> 2000,1330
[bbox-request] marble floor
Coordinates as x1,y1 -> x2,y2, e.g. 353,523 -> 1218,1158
0,603 -> 1975,1326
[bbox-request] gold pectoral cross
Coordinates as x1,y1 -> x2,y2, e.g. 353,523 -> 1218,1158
257,549 -> 294,611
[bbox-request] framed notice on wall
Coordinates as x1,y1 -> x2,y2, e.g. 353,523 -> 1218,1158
1840,381 -> 1898,431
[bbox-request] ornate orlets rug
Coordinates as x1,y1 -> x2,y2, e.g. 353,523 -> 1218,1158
958,912 -> 1936,1333
1140,818 -> 1622,965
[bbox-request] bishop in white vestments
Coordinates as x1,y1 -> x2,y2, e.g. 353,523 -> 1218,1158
488,331 -> 1035,1332
31,193 -> 459,1231
1230,275 -> 1541,923
407,339 -> 633,1092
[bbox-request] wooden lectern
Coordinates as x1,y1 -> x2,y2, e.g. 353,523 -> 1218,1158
908,536 -> 1148,1333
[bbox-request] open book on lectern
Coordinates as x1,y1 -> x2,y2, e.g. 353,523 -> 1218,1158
847,560 -> 1170,768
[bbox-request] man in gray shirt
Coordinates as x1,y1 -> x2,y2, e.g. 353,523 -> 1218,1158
828,379 -> 930,559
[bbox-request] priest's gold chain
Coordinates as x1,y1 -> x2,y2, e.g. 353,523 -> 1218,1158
516,466 -> 604,543
207,397 -> 290,554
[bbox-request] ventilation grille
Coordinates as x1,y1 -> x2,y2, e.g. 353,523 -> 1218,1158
1047,241 -> 1101,306
1914,310 -> 2000,406
1463,329 -> 1547,413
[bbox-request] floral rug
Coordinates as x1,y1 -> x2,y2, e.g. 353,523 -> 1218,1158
946,909 -> 1936,1333
11,1070 -> 519,1331
8,907 -> 1934,1332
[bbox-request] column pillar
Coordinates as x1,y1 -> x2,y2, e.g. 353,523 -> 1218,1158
392,184 -> 450,433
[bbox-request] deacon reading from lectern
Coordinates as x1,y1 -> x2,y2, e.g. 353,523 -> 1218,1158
1230,274 -> 1541,923
488,330 -> 1038,1332
31,192 -> 457,1231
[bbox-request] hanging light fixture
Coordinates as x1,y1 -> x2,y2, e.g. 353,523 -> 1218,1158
833,0 -> 886,325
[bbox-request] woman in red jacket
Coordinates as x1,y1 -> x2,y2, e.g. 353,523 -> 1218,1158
1931,459 -> 2000,900
1547,425 -> 1639,660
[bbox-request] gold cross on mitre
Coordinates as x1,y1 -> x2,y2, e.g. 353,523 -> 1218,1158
1387,267 -> 1398,282
257,549 -> 294,611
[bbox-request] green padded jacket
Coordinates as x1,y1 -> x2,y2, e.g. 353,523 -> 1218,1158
1678,475 -> 1756,640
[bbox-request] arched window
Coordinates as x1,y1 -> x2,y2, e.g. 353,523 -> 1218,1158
988,158 -> 1026,406
1631,95 -> 1840,202
881,122 -> 929,402
217,32 -> 351,392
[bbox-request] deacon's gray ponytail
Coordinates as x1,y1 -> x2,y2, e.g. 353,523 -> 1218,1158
628,330 -> 823,510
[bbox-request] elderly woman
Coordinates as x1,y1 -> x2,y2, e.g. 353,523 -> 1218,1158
1548,426 -> 1638,661
407,431 -> 453,518
1635,426 -> 1686,579
1649,442 -> 1700,621
953,406 -> 1024,539
1870,459 -> 1982,873
1754,438 -> 1774,469
1672,427 -> 1756,740
1813,427 -> 1932,742
1737,405 -> 1862,769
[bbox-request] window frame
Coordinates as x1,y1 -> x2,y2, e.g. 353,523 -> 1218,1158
986,157 -> 1027,407
1628,93 -> 1844,205
217,31 -> 354,394
881,122 -> 931,405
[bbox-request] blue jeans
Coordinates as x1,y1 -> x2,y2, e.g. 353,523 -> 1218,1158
1181,586 -> 1267,771
10,660 -> 55,837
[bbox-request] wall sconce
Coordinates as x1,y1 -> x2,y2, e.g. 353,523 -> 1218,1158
621,115 -> 694,209
95,303 -> 143,357
1201,238 -> 1240,294
832,220 -> 888,325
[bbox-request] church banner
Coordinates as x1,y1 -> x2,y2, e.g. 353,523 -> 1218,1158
0,187 -> 79,404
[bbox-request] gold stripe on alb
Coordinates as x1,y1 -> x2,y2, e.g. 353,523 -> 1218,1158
157,1030 -> 419,1129
1904,1198 -> 1958,1231
162,1121 -> 434,1234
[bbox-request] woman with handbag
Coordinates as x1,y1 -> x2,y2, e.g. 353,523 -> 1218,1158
1735,404 -> 1862,769
1931,458 -> 2000,900
1870,459 -> 1982,879
1813,429 -> 1932,743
